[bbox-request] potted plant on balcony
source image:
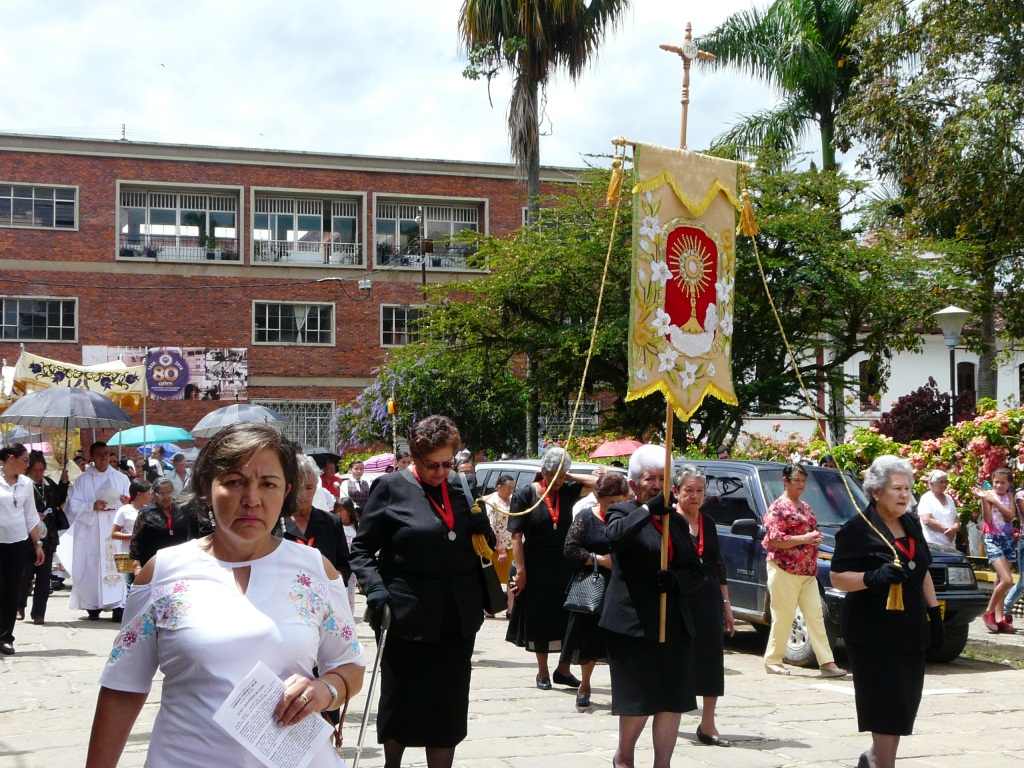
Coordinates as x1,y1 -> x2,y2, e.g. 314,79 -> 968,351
204,235 -> 219,260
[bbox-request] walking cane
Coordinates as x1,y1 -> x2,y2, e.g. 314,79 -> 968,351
353,604 -> 391,768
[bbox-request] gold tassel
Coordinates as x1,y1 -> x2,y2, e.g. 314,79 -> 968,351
739,187 -> 759,237
606,156 -> 623,207
471,500 -> 495,559
886,582 -> 905,611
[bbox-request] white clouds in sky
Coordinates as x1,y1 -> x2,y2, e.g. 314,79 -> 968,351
0,0 -> 787,168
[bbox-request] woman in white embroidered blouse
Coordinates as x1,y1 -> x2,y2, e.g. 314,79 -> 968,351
86,424 -> 365,768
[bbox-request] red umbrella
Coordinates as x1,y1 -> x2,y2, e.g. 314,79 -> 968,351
588,439 -> 644,459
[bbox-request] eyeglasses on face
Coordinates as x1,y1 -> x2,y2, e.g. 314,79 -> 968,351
418,458 -> 455,472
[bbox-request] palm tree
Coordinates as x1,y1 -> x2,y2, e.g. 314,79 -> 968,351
459,0 -> 630,220
698,0 -> 863,170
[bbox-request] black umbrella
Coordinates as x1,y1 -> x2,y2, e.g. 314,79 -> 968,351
1,386 -> 135,462
301,444 -> 342,467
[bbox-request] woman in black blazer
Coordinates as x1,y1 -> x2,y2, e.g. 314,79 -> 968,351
599,445 -> 704,768
349,416 -> 494,768
831,455 -> 944,768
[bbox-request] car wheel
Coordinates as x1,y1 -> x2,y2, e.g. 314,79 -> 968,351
925,622 -> 969,663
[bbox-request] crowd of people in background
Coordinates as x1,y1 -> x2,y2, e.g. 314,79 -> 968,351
0,418 -> 1021,767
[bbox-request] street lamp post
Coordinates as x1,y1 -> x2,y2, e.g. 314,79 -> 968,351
933,306 -> 971,427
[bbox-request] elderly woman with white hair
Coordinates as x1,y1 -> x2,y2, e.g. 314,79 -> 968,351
278,454 -> 352,582
506,448 -> 596,690
831,455 -> 945,768
917,469 -> 959,549
599,445 -> 704,768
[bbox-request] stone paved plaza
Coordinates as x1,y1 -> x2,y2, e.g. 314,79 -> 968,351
2,594 -> 1022,768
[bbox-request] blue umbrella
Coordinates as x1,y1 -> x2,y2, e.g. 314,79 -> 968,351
107,424 -> 193,446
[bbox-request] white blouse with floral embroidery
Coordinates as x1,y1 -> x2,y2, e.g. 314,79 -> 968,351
100,539 -> 365,768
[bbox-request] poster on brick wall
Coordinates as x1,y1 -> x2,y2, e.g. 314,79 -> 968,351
83,346 -> 248,401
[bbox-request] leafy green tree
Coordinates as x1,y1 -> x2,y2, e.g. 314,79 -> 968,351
698,0 -> 863,170
459,0 -> 629,220
842,0 -> 1024,400
696,156 -> 931,447
333,349 -> 528,457
338,164 -> 929,453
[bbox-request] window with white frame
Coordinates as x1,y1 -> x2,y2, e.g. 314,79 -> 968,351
253,399 -> 336,447
0,297 -> 77,341
381,305 -> 422,347
254,302 -> 334,345
0,184 -> 77,229
119,190 -> 238,258
253,197 -> 360,264
375,202 -> 479,263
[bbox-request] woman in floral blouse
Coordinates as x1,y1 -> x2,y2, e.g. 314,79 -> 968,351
482,473 -> 514,614
86,424 -> 364,768
762,463 -> 847,677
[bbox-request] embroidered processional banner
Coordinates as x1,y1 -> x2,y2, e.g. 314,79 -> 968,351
12,351 -> 145,412
626,143 -> 741,420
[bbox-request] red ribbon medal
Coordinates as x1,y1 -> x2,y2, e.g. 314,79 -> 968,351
893,536 -> 916,570
539,480 -> 560,529
411,465 -> 455,539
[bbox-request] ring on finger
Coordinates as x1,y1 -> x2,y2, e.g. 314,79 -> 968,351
297,693 -> 309,707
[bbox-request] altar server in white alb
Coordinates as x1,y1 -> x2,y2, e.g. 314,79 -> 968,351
65,442 -> 130,621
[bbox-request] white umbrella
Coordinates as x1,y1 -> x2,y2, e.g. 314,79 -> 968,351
191,403 -> 286,439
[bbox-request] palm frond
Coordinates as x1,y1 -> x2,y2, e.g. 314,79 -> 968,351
710,100 -> 813,161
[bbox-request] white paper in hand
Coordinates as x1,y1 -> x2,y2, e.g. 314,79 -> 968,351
212,661 -> 334,768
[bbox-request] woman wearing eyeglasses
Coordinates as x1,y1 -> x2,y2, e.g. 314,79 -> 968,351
349,415 -> 495,768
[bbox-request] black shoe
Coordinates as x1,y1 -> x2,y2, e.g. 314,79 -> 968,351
0,643 -> 14,656
86,610 -> 101,620
535,675 -> 552,690
857,752 -> 870,768
111,608 -> 124,624
575,692 -> 591,709
696,725 -> 732,748
552,670 -> 582,688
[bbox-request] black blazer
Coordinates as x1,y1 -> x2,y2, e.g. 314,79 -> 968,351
349,468 -> 488,642
278,507 -> 352,582
598,499 -> 704,640
831,502 -> 932,652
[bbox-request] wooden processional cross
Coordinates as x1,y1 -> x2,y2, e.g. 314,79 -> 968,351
659,22 -> 716,150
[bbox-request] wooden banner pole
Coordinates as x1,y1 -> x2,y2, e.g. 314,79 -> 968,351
659,400 -> 673,643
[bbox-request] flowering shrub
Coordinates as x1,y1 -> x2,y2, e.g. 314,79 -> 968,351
734,424 -> 810,463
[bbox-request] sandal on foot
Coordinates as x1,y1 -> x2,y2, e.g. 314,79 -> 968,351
765,663 -> 790,675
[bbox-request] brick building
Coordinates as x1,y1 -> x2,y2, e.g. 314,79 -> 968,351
0,133 -> 577,446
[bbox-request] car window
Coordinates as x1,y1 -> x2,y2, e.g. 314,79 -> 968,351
478,470 -> 496,495
760,468 -> 869,527
702,474 -> 759,525
516,470 -> 539,488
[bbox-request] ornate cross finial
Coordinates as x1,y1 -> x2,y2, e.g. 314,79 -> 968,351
660,22 -> 716,150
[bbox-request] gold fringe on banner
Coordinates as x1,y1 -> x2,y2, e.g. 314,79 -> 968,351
606,156 -> 623,207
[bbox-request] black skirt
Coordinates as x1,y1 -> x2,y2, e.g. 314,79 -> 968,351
377,598 -> 476,747
689,572 -> 725,697
604,606 -> 696,716
846,640 -> 925,735
559,610 -> 607,665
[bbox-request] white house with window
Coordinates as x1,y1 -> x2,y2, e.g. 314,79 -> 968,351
745,332 -> 1024,439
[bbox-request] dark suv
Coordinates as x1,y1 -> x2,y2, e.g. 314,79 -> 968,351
687,460 -> 987,664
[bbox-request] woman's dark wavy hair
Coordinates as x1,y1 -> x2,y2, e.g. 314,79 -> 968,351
0,442 -> 27,462
595,471 -> 629,499
188,423 -> 299,518
408,415 -> 461,457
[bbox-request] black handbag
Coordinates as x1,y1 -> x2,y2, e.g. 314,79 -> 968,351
563,558 -> 606,614
47,506 -> 70,532
479,557 -> 507,615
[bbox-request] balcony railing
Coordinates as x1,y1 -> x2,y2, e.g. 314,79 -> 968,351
252,239 -> 363,267
119,235 -> 241,262
375,241 -> 479,270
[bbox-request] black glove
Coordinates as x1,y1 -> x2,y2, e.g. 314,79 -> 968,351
645,493 -> 673,518
363,582 -> 390,630
655,569 -> 679,595
466,511 -> 493,536
863,562 -> 907,589
927,605 -> 945,654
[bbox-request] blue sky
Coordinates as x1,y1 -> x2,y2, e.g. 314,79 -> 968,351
0,1 -> 789,168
